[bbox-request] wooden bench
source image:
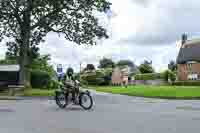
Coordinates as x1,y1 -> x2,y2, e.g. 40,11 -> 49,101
8,85 -> 25,96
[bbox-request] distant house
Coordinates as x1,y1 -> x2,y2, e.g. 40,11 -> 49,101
111,66 -> 129,85
0,65 -> 20,88
177,35 -> 200,81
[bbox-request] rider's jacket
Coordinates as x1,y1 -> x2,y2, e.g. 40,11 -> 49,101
64,79 -> 75,88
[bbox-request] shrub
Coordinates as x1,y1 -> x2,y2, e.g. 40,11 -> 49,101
135,73 -> 164,80
74,73 -> 80,80
161,70 -> 176,82
172,81 -> 200,86
31,70 -> 51,89
162,70 -> 169,81
80,72 -> 104,85
80,69 -> 111,86
168,71 -> 176,82
47,80 -> 60,89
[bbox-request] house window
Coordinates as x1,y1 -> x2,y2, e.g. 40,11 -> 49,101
188,73 -> 198,80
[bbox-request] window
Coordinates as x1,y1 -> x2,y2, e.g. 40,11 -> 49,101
188,73 -> 198,80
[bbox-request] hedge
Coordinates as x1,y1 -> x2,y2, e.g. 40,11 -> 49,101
31,70 -> 51,89
80,69 -> 112,86
172,81 -> 200,86
134,73 -> 165,80
134,71 -> 176,82
80,72 -> 105,85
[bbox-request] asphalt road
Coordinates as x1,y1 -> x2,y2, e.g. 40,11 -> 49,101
1,92 -> 200,133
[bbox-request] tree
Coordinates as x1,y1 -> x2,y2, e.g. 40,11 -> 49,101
163,70 -> 176,83
99,58 -> 115,68
0,0 -> 110,87
117,60 -> 134,68
31,54 -> 55,77
168,60 -> 177,72
138,60 -> 154,74
116,59 -> 139,76
85,64 -> 95,71
5,33 -> 41,62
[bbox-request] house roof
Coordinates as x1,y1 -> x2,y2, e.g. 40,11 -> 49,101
177,47 -> 200,64
184,38 -> 200,46
0,65 -> 20,72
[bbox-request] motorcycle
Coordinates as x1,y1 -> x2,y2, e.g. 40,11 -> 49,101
55,80 -> 93,110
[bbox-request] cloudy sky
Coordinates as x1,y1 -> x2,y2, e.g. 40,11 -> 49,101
1,0 -> 200,72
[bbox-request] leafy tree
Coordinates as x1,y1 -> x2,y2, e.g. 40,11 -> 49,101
0,0 -> 111,86
169,71 -> 176,82
168,60 -> 177,72
99,58 -> 115,68
5,34 -> 41,63
85,64 -> 95,71
163,70 -> 169,82
116,59 -> 139,75
31,54 -> 55,77
162,69 -> 176,82
117,60 -> 134,68
138,60 -> 154,74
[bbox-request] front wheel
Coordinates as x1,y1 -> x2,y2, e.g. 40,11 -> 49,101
79,92 -> 93,110
55,91 -> 68,109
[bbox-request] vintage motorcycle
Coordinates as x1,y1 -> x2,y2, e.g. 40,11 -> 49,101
55,80 -> 93,110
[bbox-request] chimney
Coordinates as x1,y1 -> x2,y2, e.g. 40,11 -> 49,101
181,33 -> 187,46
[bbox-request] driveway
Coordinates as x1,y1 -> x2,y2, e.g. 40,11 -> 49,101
0,92 -> 200,133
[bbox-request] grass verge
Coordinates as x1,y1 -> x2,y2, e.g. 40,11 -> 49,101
17,85 -> 200,99
88,85 -> 200,99
24,89 -> 55,97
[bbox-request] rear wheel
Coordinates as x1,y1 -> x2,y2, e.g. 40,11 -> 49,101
79,92 -> 93,110
55,91 -> 68,109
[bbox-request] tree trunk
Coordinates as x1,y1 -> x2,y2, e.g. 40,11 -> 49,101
19,11 -> 31,88
19,31 -> 30,88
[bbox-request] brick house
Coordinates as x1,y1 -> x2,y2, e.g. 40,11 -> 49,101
177,35 -> 200,81
111,67 -> 129,85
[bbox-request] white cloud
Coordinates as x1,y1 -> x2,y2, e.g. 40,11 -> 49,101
1,0 -> 200,73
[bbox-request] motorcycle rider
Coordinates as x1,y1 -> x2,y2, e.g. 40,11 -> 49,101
64,68 -> 79,103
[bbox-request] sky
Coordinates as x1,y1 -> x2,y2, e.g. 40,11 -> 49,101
1,0 -> 200,72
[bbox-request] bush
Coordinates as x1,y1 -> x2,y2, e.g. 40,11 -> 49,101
135,73 -> 164,80
80,72 -> 105,85
74,73 -> 80,80
80,69 -> 112,86
168,71 -> 176,82
162,70 -> 169,81
47,80 -> 60,89
31,70 -> 51,89
172,81 -> 200,86
162,70 -> 176,82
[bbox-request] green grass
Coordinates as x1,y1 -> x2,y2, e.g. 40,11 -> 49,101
24,89 -> 55,97
14,85 -> 200,99
88,85 -> 200,99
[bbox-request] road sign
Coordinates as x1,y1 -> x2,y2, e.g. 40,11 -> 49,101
57,64 -> 64,81
57,64 -> 63,74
